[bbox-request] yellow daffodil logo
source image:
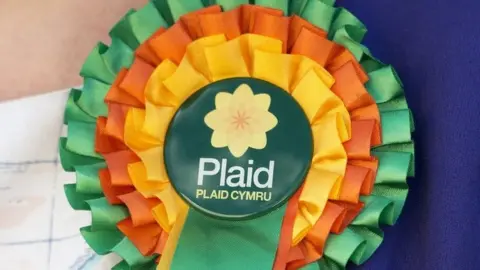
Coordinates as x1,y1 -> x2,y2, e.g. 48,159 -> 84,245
204,84 -> 278,158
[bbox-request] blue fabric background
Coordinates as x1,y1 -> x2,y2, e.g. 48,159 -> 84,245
339,0 -> 480,269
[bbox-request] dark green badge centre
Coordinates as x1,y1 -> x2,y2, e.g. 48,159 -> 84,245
164,78 -> 313,220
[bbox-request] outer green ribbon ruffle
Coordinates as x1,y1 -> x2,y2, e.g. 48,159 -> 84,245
207,0 -> 249,11
59,0 -> 415,269
75,163 -> 105,194
59,138 -> 101,172
255,0 -> 290,14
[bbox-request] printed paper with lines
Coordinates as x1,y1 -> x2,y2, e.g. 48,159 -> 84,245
0,91 -> 120,270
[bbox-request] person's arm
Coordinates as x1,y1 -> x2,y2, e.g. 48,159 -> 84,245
0,0 -> 147,101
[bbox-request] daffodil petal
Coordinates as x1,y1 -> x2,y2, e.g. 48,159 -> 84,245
227,130 -> 250,158
215,92 -> 232,109
232,83 -> 255,104
250,133 -> 267,149
211,130 -> 228,148
262,111 -> 278,132
250,110 -> 278,133
204,109 -> 229,132
253,93 -> 271,110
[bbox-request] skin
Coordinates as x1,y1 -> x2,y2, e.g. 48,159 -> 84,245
0,0 -> 148,100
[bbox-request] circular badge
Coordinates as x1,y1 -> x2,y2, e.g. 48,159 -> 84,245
164,78 -> 313,220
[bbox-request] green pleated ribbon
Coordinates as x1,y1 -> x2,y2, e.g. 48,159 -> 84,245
75,163 -> 105,194
208,0 -> 250,11
59,0 -> 415,269
255,0 -> 290,14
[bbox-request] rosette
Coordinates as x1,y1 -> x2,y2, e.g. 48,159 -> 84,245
60,1 -> 415,269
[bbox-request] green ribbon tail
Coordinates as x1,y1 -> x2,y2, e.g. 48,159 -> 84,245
170,206 -> 288,270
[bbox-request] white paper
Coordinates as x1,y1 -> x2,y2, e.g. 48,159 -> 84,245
0,91 -> 120,270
